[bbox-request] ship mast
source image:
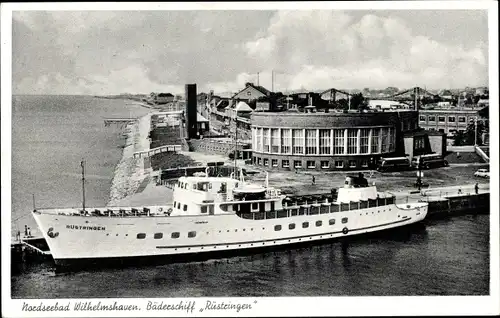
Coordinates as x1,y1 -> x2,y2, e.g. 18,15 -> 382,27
234,115 -> 238,179
81,160 -> 86,211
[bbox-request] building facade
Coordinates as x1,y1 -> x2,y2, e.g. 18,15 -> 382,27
251,110 -> 419,171
418,107 -> 482,136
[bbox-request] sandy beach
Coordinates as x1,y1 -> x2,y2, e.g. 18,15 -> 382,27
107,113 -> 152,206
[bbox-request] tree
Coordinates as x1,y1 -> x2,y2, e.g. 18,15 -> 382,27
453,120 -> 486,145
350,93 -> 368,111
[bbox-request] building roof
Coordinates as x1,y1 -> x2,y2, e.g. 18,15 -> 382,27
403,130 -> 446,138
232,83 -> 271,98
235,101 -> 253,112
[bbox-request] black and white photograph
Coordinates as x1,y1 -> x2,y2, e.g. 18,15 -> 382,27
1,1 -> 499,317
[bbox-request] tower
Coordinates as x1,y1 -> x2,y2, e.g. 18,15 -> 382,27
185,84 -> 198,139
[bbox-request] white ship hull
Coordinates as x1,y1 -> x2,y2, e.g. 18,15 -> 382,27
33,202 -> 428,268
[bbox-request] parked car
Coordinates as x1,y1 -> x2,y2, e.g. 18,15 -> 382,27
474,169 -> 490,178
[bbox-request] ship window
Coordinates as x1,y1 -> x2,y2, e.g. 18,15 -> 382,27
302,222 -> 309,228
289,223 -> 296,230
188,231 -> 196,238
171,232 -> 180,239
173,201 -> 176,207
329,219 -> 335,225
274,225 -> 282,231
201,206 -> 207,213
154,233 -> 163,239
266,211 -> 277,219
136,233 -> 146,239
183,204 -> 188,211
252,203 -> 258,210
233,204 -> 239,212
177,202 -> 181,209
342,217 -> 348,224
277,210 -> 288,218
316,220 -> 322,227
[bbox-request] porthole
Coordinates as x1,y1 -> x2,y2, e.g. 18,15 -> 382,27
274,225 -> 282,231
341,217 -> 348,224
329,219 -> 335,225
243,229 -> 246,231
235,229 -> 238,232
188,231 -> 196,238
316,220 -> 322,227
289,223 -> 296,230
171,232 -> 180,239
302,222 -> 309,228
154,233 -> 163,239
136,233 -> 146,239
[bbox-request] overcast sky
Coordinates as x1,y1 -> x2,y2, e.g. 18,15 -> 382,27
12,10 -> 488,95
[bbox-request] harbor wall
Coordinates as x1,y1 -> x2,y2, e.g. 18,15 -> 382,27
424,192 -> 489,218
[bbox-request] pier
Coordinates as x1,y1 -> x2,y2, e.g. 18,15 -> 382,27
103,117 -> 138,127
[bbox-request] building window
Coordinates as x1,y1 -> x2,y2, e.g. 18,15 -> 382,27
349,160 -> 357,168
292,129 -> 304,154
271,159 -> 278,167
341,217 -> 348,224
469,116 -> 477,123
371,128 -> 379,153
335,161 -> 344,168
171,232 -> 180,239
414,137 -> 425,150
438,129 -> 445,133
305,129 -> 317,155
274,225 -> 282,231
321,161 -> 329,169
255,128 -> 263,152
388,127 -> 395,152
294,160 -> 302,168
282,160 -> 290,168
270,128 -> 279,153
136,233 -> 146,239
333,129 -> 345,154
183,204 -> 187,211
281,129 -> 291,154
361,160 -> 368,167
381,128 -> 389,153
347,129 -> 357,154
154,233 -> 163,239
307,161 -> 316,169
458,116 -> 466,123
329,219 -> 335,225
448,116 -> 456,123
302,222 -> 309,228
257,157 -> 262,165
360,128 -> 370,154
428,116 -> 436,122
201,206 -> 207,214
438,116 -> 446,122
316,220 -> 322,227
419,115 -> 426,122
263,158 -> 269,166
263,128 -> 270,152
319,129 -> 331,154
289,223 -> 296,230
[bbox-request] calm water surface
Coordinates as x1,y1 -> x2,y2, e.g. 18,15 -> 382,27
10,96 -> 489,297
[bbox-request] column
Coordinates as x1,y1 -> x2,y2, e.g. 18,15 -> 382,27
368,128 -> 373,154
267,128 -> 271,154
356,128 -> 361,154
303,128 -> 306,154
330,129 -> 334,155
343,128 -> 348,154
316,129 -> 320,155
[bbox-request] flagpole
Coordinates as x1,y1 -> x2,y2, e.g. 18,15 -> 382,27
81,160 -> 86,211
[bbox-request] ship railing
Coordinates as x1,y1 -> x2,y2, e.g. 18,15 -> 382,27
36,205 -> 174,217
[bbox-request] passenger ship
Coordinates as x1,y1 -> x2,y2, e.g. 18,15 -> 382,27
32,172 -> 428,268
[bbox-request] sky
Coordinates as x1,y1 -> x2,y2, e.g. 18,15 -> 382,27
12,9 -> 489,95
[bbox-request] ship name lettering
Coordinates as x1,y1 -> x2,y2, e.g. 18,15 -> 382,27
66,225 -> 106,231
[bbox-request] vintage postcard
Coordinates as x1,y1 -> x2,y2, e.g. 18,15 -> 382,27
1,1 -> 498,317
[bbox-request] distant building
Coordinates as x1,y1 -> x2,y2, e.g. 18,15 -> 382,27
232,82 -> 271,101
418,107 -> 483,136
368,99 -> 410,110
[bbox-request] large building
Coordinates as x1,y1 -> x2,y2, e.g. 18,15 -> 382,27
251,109 -> 426,171
418,107 -> 483,136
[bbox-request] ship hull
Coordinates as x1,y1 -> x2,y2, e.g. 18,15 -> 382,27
53,220 -> 426,270
33,202 -> 427,270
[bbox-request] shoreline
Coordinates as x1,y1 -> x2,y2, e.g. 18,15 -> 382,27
107,112 -> 152,206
